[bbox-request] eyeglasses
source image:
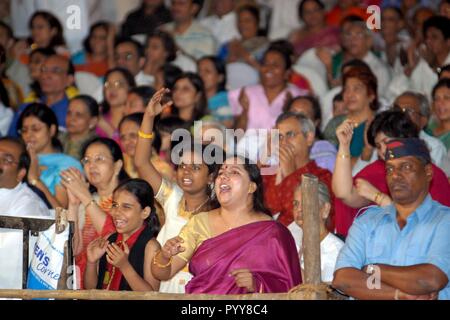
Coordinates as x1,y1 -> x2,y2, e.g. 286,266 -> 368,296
104,80 -> 127,89
81,155 -> 113,166
0,154 -> 18,166
114,53 -> 135,61
40,66 -> 67,75
279,130 -> 301,142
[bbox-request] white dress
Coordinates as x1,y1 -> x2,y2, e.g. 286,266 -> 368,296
155,179 -> 194,293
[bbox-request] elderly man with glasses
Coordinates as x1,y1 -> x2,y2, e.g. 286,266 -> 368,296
263,112 -> 334,231
7,54 -> 77,136
0,137 -> 52,289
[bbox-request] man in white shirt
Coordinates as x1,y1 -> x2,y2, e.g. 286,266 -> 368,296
0,137 -> 52,289
163,0 -> 216,60
200,0 -> 240,47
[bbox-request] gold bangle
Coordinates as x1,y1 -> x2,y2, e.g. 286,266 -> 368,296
337,153 -> 351,159
138,130 -> 154,139
374,192 -> 382,205
85,199 -> 96,209
153,250 -> 172,268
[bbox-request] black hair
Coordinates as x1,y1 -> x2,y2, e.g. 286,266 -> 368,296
159,63 -> 183,90
198,55 -> 227,92
28,47 -> 57,98
382,6 -> 404,20
83,21 -> 109,54
17,103 -> 63,152
333,91 -> 343,103
284,95 -> 323,138
438,64 -> 450,79
341,58 -> 371,74
29,11 -> 66,48
0,137 -> 30,173
192,0 -> 205,16
263,40 -> 294,70
340,14 -> 365,27
128,86 -> 156,107
423,15 -> 450,40
367,110 -> 419,148
0,79 -> 10,107
156,116 -> 191,134
432,78 -> 450,98
146,30 -> 177,62
212,154 -> 272,216
114,37 -> 144,58
237,4 -> 260,26
70,94 -> 100,117
113,178 -> 160,238
298,0 -> 325,19
102,67 -> 136,115
171,72 -> 208,122
0,21 -> 13,40
81,137 -> 130,192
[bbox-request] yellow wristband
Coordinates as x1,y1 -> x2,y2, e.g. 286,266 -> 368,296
138,130 -> 154,139
337,153 -> 351,159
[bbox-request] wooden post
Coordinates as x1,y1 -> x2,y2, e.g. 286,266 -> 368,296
301,174 -> 321,285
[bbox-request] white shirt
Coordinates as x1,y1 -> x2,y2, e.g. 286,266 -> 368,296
288,222 -> 344,283
200,12 -> 240,47
135,71 -> 155,87
386,53 -> 450,104
0,183 -> 53,289
0,103 -> 13,137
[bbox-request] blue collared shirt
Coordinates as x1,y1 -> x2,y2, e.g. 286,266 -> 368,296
335,195 -> 450,299
7,95 -> 70,137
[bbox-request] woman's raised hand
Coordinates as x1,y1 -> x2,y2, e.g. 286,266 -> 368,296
60,168 -> 91,205
26,143 -> 40,184
145,88 -> 173,118
238,87 -> 250,113
336,119 -> 356,147
161,236 -> 185,259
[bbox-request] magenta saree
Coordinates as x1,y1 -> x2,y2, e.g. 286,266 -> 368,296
185,221 -> 302,294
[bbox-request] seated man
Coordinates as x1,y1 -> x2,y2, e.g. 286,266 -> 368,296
0,137 -> 51,217
333,138 -> 450,300
8,54 -> 78,136
263,112 -> 333,230
0,137 -> 52,289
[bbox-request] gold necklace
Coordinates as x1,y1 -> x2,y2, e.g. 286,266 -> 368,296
183,196 -> 209,215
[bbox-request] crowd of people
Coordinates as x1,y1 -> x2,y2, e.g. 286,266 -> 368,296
0,0 -> 449,299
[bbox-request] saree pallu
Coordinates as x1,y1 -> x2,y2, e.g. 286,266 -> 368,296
185,221 -> 301,294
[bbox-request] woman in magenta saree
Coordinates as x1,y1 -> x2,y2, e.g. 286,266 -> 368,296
151,155 -> 301,294
185,220 -> 300,294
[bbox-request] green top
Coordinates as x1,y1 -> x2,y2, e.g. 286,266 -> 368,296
323,114 -> 367,157
426,121 -> 450,151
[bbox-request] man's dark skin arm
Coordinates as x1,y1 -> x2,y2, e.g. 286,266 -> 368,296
362,264 -> 448,295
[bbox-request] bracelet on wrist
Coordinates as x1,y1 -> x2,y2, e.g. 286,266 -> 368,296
337,153 -> 351,159
373,192 -> 383,205
153,250 -> 172,268
138,130 -> 154,139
